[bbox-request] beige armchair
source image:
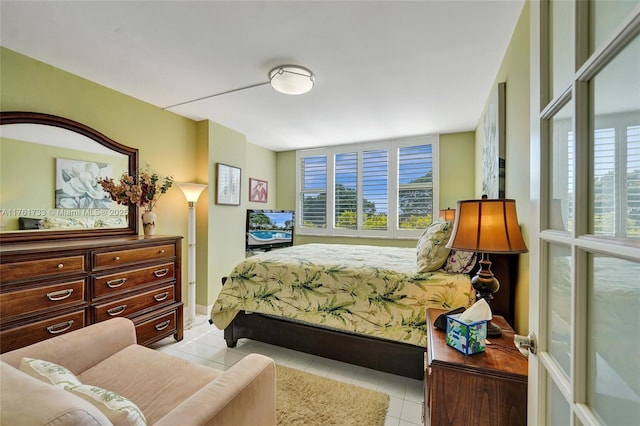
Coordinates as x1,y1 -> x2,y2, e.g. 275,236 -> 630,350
0,317 -> 276,425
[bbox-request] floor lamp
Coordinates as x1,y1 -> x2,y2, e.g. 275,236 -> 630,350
177,182 -> 207,329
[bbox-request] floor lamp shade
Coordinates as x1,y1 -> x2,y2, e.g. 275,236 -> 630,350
177,182 -> 207,327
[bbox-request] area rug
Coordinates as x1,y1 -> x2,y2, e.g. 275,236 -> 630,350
276,365 -> 389,426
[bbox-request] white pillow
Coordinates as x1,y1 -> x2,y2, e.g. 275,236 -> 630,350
19,358 -> 147,426
19,357 -> 81,389
68,384 -> 147,426
416,220 -> 453,273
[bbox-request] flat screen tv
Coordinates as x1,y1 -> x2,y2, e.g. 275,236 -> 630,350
246,209 -> 294,252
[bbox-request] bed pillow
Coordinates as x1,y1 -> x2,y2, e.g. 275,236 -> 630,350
440,249 -> 477,274
417,219 -> 453,272
19,358 -> 147,425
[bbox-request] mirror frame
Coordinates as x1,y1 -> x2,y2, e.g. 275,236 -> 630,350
0,111 -> 139,243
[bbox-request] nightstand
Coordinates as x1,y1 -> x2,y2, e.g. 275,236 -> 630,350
424,308 -> 528,426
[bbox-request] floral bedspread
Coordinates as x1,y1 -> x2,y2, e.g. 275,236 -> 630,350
210,243 -> 474,347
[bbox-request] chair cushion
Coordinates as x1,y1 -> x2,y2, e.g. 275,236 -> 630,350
68,384 -> 147,426
0,361 -> 111,426
19,357 -> 81,389
18,357 -> 147,425
78,344 -> 221,425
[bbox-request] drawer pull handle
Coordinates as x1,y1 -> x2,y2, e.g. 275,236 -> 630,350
46,289 -> 74,301
106,277 -> 127,288
154,292 -> 169,302
57,263 -> 64,269
159,249 -> 165,254
107,305 -> 127,316
155,320 -> 171,331
47,320 -> 74,334
114,256 -> 121,261
153,268 -> 169,278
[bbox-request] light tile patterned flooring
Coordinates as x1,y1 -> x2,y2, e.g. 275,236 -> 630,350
150,315 -> 425,426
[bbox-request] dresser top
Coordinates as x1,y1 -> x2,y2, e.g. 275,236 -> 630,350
0,235 -> 183,255
426,308 -> 528,381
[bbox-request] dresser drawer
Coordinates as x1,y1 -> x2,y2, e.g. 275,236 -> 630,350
134,306 -> 179,346
93,284 -> 175,322
93,244 -> 175,269
92,263 -> 175,298
0,255 -> 85,283
0,279 -> 86,320
0,310 -> 86,353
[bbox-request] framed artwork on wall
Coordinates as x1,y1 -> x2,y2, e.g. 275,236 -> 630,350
55,158 -> 113,209
481,81 -> 506,199
249,178 -> 268,203
216,163 -> 241,205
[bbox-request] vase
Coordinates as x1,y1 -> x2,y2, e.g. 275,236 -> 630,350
141,211 -> 156,236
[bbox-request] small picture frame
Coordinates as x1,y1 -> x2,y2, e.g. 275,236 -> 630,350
216,163 -> 241,205
249,178 -> 268,203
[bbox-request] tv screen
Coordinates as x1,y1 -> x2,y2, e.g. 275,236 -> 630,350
246,209 -> 294,251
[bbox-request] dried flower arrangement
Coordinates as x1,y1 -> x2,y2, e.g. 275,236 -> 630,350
98,166 -> 174,212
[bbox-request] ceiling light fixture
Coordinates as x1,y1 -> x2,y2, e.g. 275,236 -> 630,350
269,65 -> 315,95
164,64 -> 315,109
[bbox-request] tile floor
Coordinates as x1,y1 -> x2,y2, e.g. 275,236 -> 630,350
150,315 -> 425,426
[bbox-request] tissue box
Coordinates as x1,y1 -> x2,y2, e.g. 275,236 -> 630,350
445,314 -> 487,355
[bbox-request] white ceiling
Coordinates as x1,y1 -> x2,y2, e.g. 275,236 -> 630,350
0,0 -> 525,152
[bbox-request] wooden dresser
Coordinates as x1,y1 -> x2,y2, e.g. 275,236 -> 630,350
424,308 -> 528,426
0,235 -> 183,353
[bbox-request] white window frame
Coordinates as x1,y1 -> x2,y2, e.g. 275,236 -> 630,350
296,134 -> 439,239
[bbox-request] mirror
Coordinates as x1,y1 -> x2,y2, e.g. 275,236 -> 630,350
0,112 -> 139,242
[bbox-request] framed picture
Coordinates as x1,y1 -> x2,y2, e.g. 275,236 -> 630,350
216,163 -> 241,205
249,178 -> 268,203
55,158 -> 113,209
481,82 -> 506,199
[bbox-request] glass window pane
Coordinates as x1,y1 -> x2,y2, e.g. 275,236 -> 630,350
587,254 -> 640,424
335,152 -> 358,229
547,377 -> 571,426
592,0 -> 640,53
300,155 -> 327,229
547,243 -> 572,377
397,144 -> 433,229
591,35 -> 640,238
550,0 -> 575,99
549,100 -> 575,232
362,150 -> 388,231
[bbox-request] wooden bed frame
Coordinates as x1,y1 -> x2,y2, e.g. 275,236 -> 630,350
221,253 -> 518,380
224,311 -> 425,379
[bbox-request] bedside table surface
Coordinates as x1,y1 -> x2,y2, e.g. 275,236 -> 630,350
426,308 -> 527,380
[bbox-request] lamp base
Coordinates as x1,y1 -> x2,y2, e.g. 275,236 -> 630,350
487,320 -> 502,338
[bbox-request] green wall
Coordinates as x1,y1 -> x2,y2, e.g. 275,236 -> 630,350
475,3 -> 530,333
0,46 -> 195,305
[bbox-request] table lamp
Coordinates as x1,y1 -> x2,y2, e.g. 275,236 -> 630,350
439,208 -> 456,222
446,196 -> 528,337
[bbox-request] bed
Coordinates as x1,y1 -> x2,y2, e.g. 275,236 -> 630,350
210,237 -> 481,379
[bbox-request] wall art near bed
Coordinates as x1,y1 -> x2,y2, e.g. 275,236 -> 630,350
55,158 -> 112,209
481,82 -> 506,199
249,178 -> 268,203
216,163 -> 241,205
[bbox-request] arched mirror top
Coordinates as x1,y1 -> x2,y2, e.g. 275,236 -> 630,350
0,111 -> 139,243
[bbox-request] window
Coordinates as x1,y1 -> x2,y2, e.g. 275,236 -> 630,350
296,135 -> 439,238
